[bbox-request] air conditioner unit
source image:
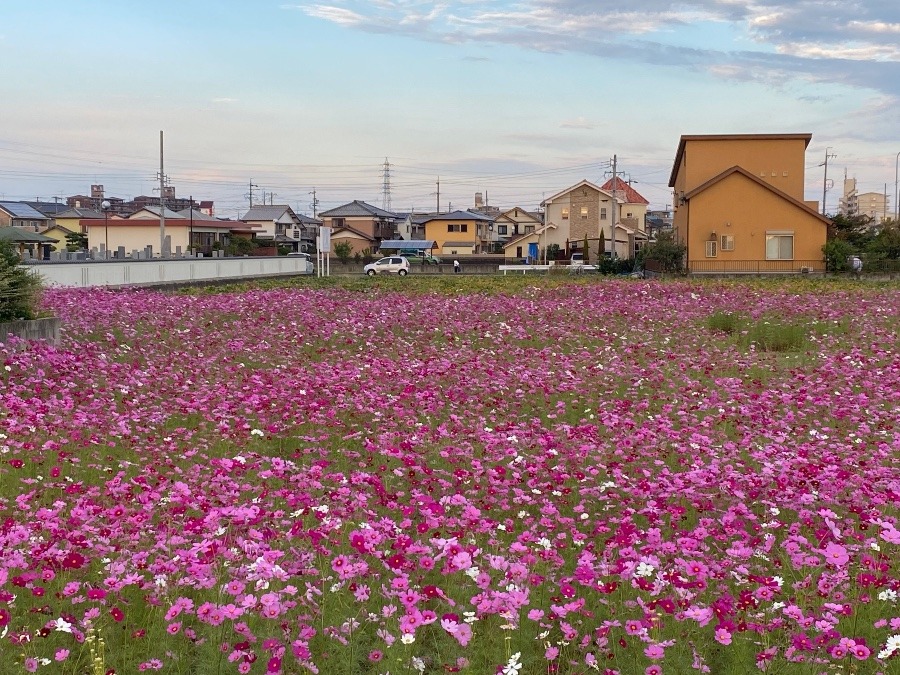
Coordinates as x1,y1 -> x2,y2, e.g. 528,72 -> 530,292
800,266 -> 811,274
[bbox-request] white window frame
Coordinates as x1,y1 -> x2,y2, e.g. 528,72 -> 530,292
720,234 -> 735,251
705,240 -> 717,257
561,208 -> 569,220
765,231 -> 794,260
580,206 -> 589,218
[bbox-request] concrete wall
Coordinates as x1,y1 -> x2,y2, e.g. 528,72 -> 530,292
0,317 -> 60,345
27,256 -> 314,288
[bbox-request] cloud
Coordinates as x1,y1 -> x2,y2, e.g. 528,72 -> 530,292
560,117 -> 595,130
291,0 -> 900,100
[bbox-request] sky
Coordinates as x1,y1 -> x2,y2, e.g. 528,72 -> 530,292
1,0 -> 898,219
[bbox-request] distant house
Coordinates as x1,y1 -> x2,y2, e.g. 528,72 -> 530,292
669,133 -> 830,273
502,223 -> 558,261
540,180 -> 623,258
40,222 -> 81,252
492,207 -> 543,252
420,210 -> 495,255
0,202 -> 51,231
318,201 -> 400,251
240,205 -> 319,253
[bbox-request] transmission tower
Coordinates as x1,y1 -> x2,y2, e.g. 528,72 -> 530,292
381,158 -> 392,211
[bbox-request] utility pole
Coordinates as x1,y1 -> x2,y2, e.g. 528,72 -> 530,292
309,188 -> 319,218
436,177 -> 440,214
821,148 -> 836,215
159,130 -> 166,257
248,180 -> 259,207
610,154 -> 618,258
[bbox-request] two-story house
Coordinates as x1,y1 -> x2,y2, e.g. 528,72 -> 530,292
668,133 -> 830,273
241,205 -> 318,253
540,180 -> 625,258
421,210 -> 496,255
318,201 -> 400,254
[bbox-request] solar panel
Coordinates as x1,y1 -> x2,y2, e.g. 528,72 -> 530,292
0,202 -> 49,219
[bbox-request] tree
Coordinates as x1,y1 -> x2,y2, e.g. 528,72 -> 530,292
829,213 -> 875,250
64,231 -> 88,252
0,240 -> 42,321
598,229 -> 605,263
639,232 -> 686,273
822,239 -> 854,272
333,241 -> 353,264
866,220 -> 900,260
582,234 -> 590,264
225,237 -> 257,256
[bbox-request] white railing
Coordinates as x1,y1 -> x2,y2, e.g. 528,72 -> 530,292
25,256 -> 314,288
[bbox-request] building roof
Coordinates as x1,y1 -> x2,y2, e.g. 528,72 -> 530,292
682,165 -> 831,224
318,200 -> 399,219
540,180 -> 621,206
331,224 -> 376,241
55,207 -> 104,219
599,178 -> 649,205
421,210 -> 495,223
0,202 -> 51,220
0,227 -> 58,243
241,205 -> 297,222
380,239 -> 436,250
669,133 -> 813,187
25,201 -> 71,216
130,205 -> 185,219
177,208 -> 220,221
297,213 -> 323,225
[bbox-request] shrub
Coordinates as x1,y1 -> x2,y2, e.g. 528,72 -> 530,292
0,240 -> 43,321
333,241 -> 353,264
822,239 -> 854,272
742,319 -> 807,352
707,310 -> 743,334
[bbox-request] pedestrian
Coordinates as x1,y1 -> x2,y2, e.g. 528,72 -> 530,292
453,259 -> 460,274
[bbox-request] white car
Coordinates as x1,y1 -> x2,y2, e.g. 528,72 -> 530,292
364,256 -> 410,276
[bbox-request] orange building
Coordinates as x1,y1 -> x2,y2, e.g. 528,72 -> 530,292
669,134 -> 830,273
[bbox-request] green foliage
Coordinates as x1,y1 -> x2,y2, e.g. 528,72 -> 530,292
640,231 -> 686,273
353,251 -> 362,264
224,237 -> 256,256
333,241 -> 353,263
64,230 -> 88,252
582,234 -> 589,265
276,245 -> 292,256
0,240 -> 43,321
742,319 -> 807,352
707,310 -> 744,334
361,248 -> 374,264
546,243 -> 560,261
865,220 -> 900,261
597,229 -> 605,263
829,213 -> 875,250
822,239 -> 854,272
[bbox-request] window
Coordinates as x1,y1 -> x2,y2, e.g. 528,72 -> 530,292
524,225 -> 535,234
332,218 -> 345,228
705,240 -> 717,257
447,223 -> 470,233
720,234 -> 734,251
600,207 -> 607,220
561,208 -> 569,220
497,225 -> 508,235
293,230 -> 300,239
580,206 -> 588,218
765,232 -> 793,260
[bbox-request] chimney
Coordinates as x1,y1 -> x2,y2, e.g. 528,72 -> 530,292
91,184 -> 104,199
474,192 -> 483,208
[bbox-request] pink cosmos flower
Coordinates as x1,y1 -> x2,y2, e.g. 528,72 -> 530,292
715,628 -> 732,645
823,543 -> 849,566
645,666 -> 662,675
645,644 -> 665,660
56,649 -> 70,661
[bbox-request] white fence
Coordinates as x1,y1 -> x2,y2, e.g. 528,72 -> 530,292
25,256 -> 314,289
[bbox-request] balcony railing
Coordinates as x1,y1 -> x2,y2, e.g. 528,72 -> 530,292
688,260 -> 825,274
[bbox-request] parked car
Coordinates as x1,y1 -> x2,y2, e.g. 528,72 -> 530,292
364,256 -> 410,276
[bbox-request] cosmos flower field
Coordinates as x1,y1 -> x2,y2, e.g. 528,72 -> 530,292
1,277 -> 899,675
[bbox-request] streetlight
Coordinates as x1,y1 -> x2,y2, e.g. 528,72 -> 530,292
101,200 -> 111,258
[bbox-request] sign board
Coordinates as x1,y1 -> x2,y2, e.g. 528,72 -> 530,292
318,226 -> 332,253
